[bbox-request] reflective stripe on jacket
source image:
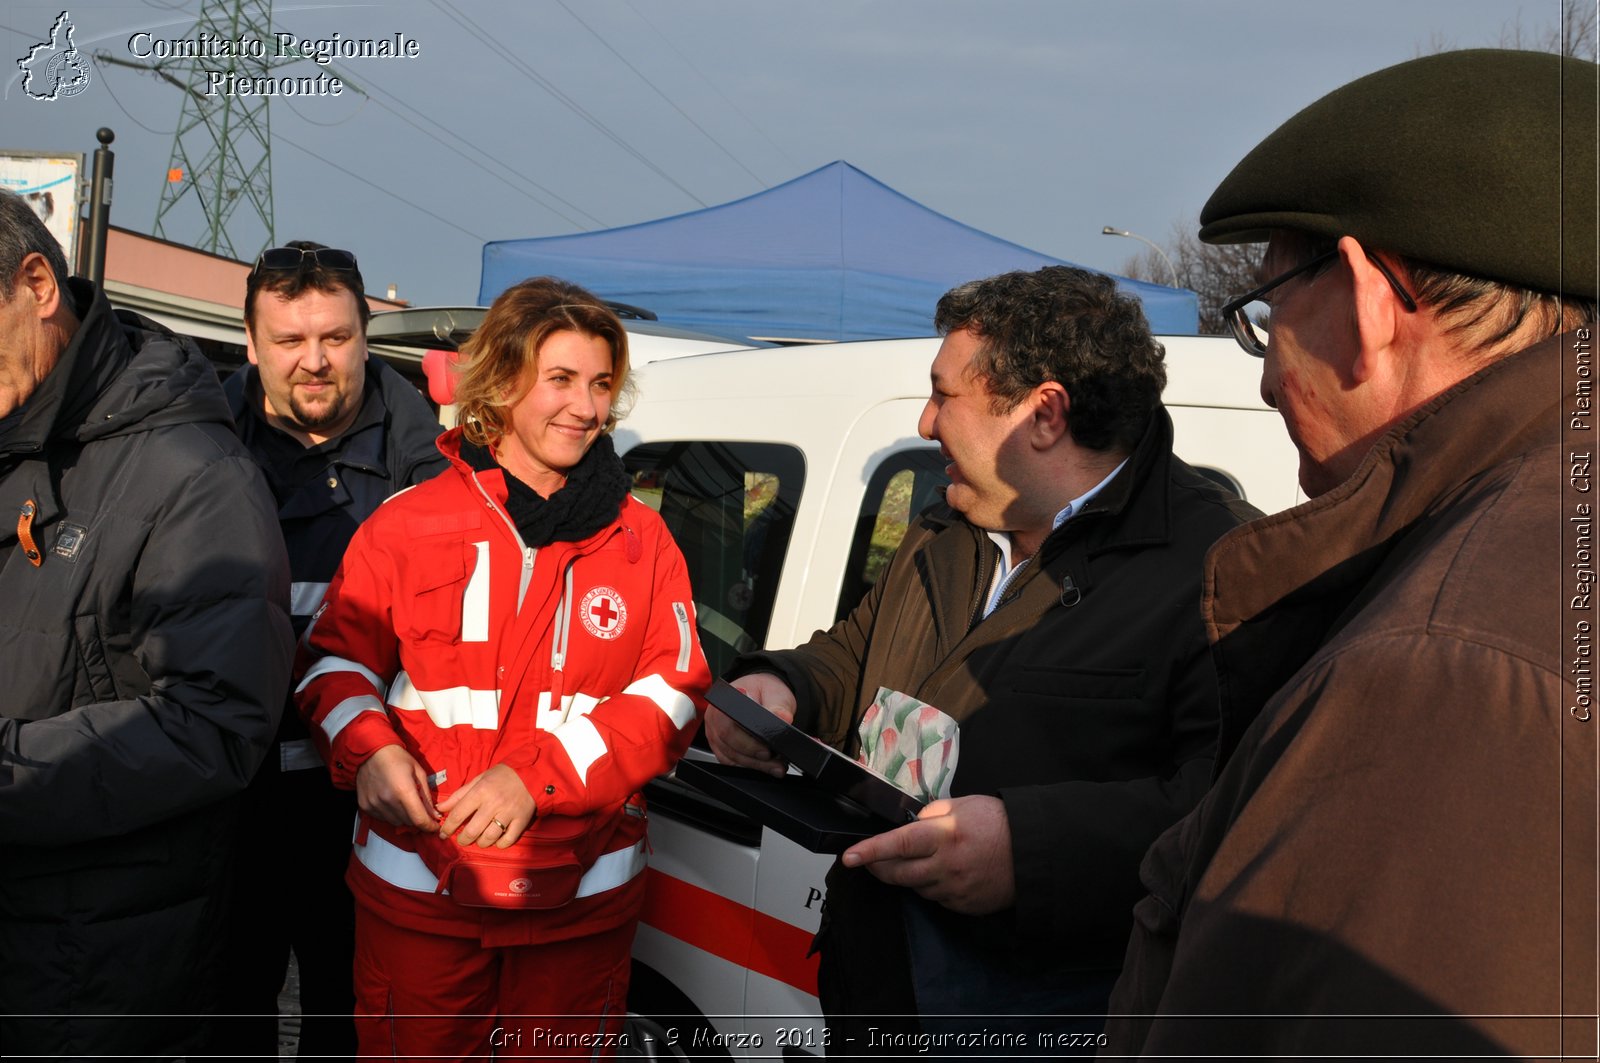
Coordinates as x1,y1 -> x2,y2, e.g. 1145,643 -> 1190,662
296,427 -> 710,936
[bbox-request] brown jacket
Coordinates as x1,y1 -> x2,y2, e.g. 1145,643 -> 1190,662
1103,330 -> 1598,1058
738,408 -> 1259,1021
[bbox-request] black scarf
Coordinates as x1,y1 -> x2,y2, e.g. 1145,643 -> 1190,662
461,433 -> 630,548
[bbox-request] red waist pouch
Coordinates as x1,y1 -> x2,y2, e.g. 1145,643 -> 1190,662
414,814 -> 618,910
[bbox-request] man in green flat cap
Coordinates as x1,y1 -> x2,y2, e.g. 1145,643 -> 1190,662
1102,49 -> 1597,1058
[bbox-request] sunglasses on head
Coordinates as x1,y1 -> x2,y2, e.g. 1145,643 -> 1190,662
253,246 -> 358,273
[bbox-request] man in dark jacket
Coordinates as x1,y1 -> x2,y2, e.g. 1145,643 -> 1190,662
206,241 -> 445,1058
707,266 -> 1259,1037
0,191 -> 293,1056
1102,50 -> 1598,1059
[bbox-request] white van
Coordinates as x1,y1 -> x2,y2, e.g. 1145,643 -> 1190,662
608,336 -> 1301,1057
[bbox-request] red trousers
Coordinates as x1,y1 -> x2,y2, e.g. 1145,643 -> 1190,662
353,905 -> 635,1062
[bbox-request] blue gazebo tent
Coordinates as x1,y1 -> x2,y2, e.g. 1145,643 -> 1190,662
480,161 -> 1197,341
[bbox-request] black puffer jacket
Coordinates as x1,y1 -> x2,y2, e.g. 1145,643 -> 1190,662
0,280 -> 293,1056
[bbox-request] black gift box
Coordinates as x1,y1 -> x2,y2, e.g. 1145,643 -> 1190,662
673,681 -> 924,854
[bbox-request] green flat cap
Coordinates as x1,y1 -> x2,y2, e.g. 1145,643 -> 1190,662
1200,49 -> 1598,301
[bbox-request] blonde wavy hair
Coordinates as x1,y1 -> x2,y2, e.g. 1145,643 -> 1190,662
453,277 -> 633,446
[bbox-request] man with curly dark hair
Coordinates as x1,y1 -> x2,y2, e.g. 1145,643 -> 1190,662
708,265 -> 1259,1039
934,265 -> 1168,453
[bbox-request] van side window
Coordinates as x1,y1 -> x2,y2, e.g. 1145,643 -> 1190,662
835,448 -> 949,623
625,442 -> 805,678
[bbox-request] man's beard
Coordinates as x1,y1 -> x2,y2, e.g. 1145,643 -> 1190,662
286,380 -> 351,430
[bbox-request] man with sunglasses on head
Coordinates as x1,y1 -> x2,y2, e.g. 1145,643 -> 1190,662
205,240 -> 445,1059
0,191 -> 292,1057
1103,50 -> 1598,1058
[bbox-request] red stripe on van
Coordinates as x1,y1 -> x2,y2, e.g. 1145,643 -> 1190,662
640,869 -> 820,995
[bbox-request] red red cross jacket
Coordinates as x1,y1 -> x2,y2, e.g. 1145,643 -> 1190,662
296,428 -> 711,942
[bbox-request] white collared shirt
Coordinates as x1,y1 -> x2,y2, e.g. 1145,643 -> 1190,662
981,458 -> 1129,618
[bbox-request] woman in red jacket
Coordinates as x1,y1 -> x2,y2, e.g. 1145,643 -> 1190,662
297,277 -> 711,1061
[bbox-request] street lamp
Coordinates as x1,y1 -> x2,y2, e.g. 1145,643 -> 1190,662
1102,226 -> 1180,289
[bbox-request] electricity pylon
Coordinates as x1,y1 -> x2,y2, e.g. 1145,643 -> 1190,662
149,0 -> 276,258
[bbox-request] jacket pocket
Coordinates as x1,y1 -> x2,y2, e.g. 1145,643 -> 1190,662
972,666 -> 1153,782
1010,665 -> 1142,700
73,613 -> 119,703
399,543 -> 475,644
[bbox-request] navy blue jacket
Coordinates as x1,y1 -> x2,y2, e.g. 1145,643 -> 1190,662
225,357 -> 446,756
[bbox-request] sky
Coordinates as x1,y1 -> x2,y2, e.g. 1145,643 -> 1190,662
0,0 -> 1578,308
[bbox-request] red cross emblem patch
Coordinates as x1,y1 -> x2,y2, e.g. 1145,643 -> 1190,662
579,586 -> 628,641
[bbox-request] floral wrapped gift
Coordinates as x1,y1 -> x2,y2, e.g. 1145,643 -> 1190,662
857,687 -> 961,803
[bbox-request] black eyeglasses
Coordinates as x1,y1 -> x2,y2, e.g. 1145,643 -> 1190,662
1220,247 -> 1418,357
252,246 -> 358,274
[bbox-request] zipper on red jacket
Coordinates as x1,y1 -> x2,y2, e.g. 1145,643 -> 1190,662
548,560 -> 577,714
464,465 -> 539,610
545,526 -> 624,722
517,546 -> 535,607
460,460 -> 627,724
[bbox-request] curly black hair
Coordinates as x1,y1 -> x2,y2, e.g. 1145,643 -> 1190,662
934,265 -> 1166,453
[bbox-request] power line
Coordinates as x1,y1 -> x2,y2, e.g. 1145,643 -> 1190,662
99,6 -> 604,233
316,60 -> 604,231
105,57 -> 495,250
90,55 -> 178,136
96,36 -> 499,254
95,16 -> 599,247
552,0 -> 767,189
150,0 -> 277,258
275,136 -> 488,243
429,0 -> 708,208
620,0 -> 801,174
279,88 -> 370,128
